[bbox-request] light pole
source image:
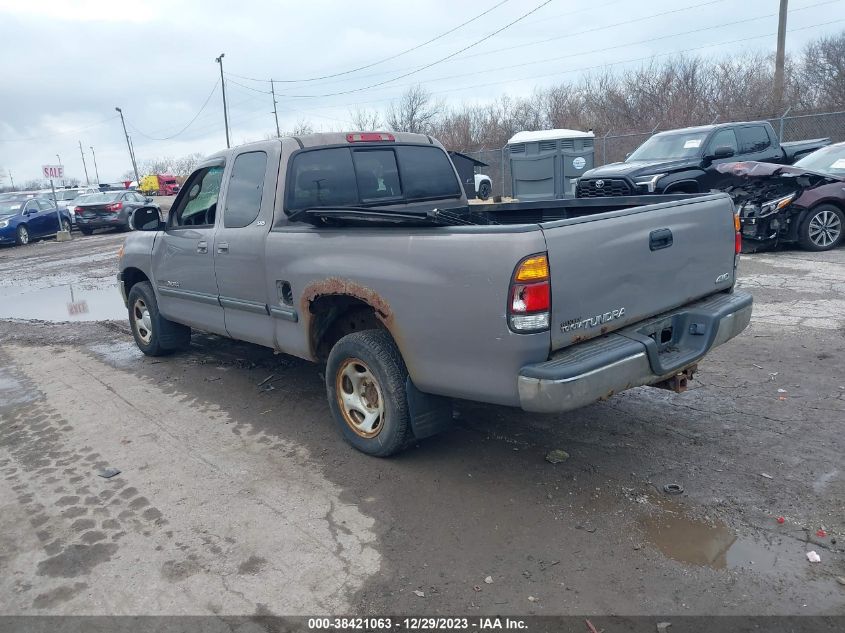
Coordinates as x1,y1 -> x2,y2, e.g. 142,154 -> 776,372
115,107 -> 140,185
215,53 -> 231,148
78,141 -> 90,185
56,154 -> 61,165
90,146 -> 100,184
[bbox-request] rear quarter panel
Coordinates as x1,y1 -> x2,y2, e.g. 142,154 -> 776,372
264,225 -> 551,407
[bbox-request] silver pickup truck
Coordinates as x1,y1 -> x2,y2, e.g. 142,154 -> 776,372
119,131 -> 752,456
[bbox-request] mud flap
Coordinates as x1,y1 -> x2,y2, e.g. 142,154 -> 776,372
405,378 -> 453,439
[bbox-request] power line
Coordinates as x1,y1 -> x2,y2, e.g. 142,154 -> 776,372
269,0 -> 726,93
126,80 -> 220,141
254,0 -> 554,99
291,0 -> 837,104
226,0 -> 513,84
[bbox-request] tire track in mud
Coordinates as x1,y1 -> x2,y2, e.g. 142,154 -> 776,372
0,344 -> 380,615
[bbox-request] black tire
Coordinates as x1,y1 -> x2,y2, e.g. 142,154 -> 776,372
15,224 -> 29,246
326,330 -> 412,457
797,204 -> 844,252
477,180 -> 492,200
127,281 -> 191,356
79,227 -> 93,236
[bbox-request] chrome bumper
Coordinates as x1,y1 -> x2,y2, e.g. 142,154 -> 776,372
518,291 -> 753,413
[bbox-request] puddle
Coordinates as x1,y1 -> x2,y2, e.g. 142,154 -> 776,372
0,284 -> 126,322
640,510 -> 796,572
88,341 -> 144,369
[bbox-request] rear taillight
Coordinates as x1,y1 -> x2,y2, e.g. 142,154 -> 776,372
73,206 -> 82,214
509,253 -> 550,333
734,213 -> 742,255
346,132 -> 395,142
107,202 -> 123,212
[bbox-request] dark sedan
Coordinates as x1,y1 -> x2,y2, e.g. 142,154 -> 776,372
718,142 -> 845,252
74,190 -> 160,235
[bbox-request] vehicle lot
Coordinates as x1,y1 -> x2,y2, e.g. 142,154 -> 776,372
0,234 -> 843,616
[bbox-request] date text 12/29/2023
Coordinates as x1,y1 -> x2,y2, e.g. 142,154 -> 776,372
307,617 -> 528,630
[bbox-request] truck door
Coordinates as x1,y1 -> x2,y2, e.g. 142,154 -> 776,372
151,163 -> 226,333
213,143 -> 279,347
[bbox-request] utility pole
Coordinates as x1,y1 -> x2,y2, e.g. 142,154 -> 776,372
215,53 -> 231,148
78,141 -> 90,185
56,154 -> 61,165
270,79 -> 281,137
56,154 -> 63,186
773,0 -> 788,109
90,146 -> 100,184
8,169 -> 14,189
115,107 -> 140,185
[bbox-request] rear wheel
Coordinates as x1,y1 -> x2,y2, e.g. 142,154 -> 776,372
798,205 -> 844,251
60,219 -> 71,233
15,225 -> 29,245
477,180 -> 492,200
79,227 -> 93,236
326,330 -> 412,457
127,281 -> 191,356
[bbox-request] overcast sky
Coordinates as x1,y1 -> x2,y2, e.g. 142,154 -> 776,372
1,0 -> 843,185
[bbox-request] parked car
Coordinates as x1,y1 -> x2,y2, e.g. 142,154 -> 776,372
717,141 -> 845,252
118,131 -> 751,457
577,121 -> 829,197
139,174 -> 181,196
74,190 -> 159,235
0,194 -> 71,246
44,186 -> 100,225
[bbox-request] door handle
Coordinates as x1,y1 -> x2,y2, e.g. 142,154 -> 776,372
649,228 -> 673,251
197,241 -> 208,254
217,242 -> 229,254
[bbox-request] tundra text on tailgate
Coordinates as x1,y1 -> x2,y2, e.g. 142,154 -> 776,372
118,131 -> 752,456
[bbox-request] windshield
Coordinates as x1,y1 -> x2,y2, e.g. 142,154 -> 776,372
77,192 -> 123,204
628,132 -> 708,161
57,190 -> 80,201
0,201 -> 25,215
793,144 -> 845,177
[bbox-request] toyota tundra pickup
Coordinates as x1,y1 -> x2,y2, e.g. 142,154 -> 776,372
118,131 -> 752,456
577,121 -> 829,198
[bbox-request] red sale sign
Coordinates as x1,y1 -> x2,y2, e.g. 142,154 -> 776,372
42,164 -> 64,180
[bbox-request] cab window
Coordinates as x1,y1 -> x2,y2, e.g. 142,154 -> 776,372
224,151 -> 267,228
736,126 -> 771,153
707,129 -> 738,155
170,166 -> 224,228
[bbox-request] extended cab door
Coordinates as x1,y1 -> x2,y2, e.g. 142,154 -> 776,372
213,142 -> 280,347
151,162 -> 226,333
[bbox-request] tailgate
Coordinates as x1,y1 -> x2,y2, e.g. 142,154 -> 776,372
543,194 -> 737,351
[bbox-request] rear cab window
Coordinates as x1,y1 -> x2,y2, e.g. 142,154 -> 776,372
224,151 -> 268,228
286,144 -> 461,212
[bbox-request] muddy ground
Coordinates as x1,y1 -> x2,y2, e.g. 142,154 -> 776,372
0,230 -> 843,617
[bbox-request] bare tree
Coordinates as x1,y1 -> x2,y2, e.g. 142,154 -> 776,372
800,32 -> 845,110
386,85 -> 442,134
349,106 -> 382,130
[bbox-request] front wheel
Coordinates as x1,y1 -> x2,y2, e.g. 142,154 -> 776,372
15,225 -> 29,245
61,219 -> 71,233
798,205 -> 844,251
326,330 -> 412,457
127,281 -> 191,356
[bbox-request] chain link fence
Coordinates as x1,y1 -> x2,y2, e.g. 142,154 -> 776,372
461,110 -> 845,199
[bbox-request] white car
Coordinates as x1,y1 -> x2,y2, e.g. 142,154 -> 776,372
45,186 -> 100,224
474,173 -> 492,200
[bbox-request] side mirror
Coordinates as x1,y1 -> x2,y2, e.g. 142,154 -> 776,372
132,206 -> 164,231
712,145 -> 735,159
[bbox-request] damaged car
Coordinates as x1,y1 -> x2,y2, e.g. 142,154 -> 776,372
717,142 -> 845,252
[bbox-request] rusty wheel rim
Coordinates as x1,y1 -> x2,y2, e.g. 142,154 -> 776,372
335,357 -> 385,438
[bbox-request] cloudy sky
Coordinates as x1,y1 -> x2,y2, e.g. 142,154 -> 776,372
1,0 -> 843,185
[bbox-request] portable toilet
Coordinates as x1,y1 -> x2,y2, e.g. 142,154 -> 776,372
507,129 -> 595,200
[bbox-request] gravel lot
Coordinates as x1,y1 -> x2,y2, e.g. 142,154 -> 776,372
0,229 -> 843,617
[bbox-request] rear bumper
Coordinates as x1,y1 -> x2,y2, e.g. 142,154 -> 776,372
517,291 -> 752,413
77,212 -> 129,228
